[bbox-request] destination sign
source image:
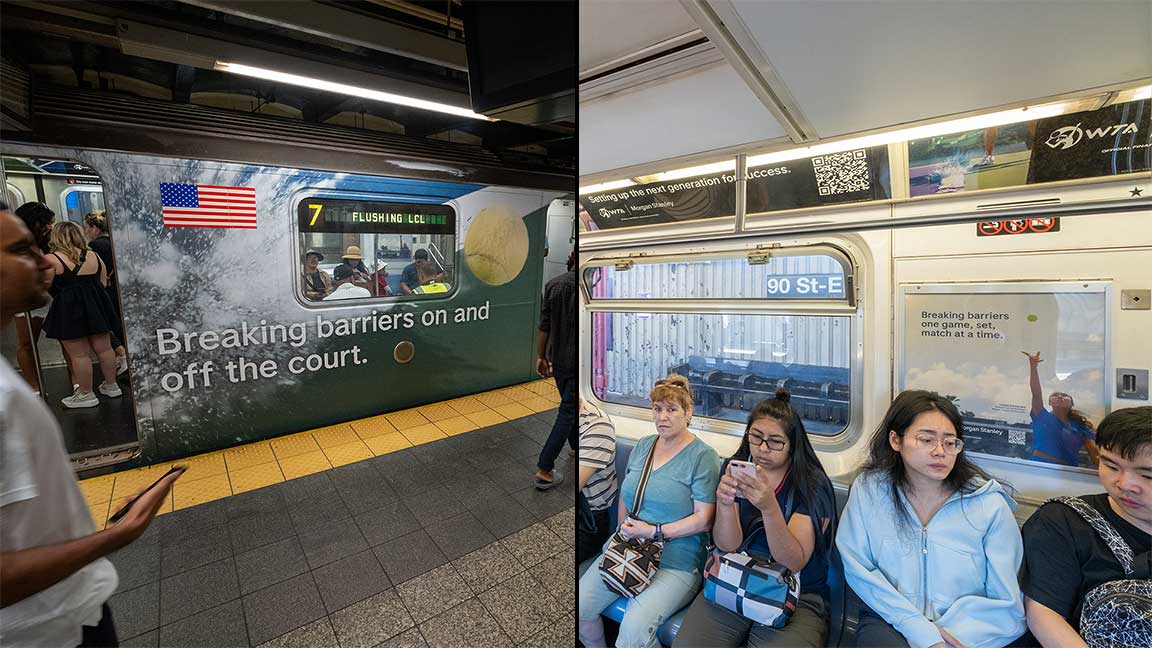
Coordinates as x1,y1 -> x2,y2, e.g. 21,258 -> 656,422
298,198 -> 455,234
765,273 -> 846,298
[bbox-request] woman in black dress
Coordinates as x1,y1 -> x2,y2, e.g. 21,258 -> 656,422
42,222 -> 122,408
84,211 -> 128,375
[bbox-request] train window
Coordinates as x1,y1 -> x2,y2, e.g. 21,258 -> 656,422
583,251 -> 849,300
590,312 -> 851,435
5,183 -> 24,208
586,247 -> 855,436
296,197 -> 456,303
60,186 -> 105,223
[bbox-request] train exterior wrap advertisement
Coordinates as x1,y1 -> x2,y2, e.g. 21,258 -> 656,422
579,145 -> 889,230
908,99 -> 1150,196
900,284 -> 1107,470
21,146 -> 560,464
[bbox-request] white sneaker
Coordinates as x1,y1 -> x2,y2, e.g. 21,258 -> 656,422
98,382 -> 122,398
980,154 -> 995,165
116,356 -> 129,376
62,388 -> 100,409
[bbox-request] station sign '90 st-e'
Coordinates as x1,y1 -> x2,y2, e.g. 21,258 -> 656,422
298,198 -> 455,234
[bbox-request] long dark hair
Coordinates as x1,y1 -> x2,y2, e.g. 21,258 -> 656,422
1050,391 -> 1095,432
863,390 -> 993,527
15,202 -> 54,253
734,389 -> 836,554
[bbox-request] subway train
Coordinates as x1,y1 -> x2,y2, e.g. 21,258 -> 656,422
577,91 -> 1151,645
1,85 -> 573,472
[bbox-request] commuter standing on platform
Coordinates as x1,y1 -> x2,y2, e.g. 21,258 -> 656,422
534,251 -> 578,490
0,203 -> 181,647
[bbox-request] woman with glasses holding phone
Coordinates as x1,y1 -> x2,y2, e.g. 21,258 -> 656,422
837,390 -> 1026,648
674,389 -> 836,647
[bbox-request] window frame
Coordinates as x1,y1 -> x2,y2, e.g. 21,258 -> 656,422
5,183 -> 25,209
58,185 -> 105,224
291,190 -> 461,309
582,240 -> 865,449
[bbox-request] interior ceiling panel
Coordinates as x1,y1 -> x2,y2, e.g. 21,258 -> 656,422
579,0 -> 1151,179
580,63 -> 785,176
579,0 -> 699,72
729,0 -> 1152,138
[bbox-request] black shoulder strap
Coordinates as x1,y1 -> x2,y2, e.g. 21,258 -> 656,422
628,439 -> 658,519
1050,496 -> 1134,575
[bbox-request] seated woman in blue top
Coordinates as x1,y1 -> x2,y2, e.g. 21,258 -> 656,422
674,389 -> 836,648
1023,351 -> 1099,467
838,390 -> 1026,648
578,373 -> 722,648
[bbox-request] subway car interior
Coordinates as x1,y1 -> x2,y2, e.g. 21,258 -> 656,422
579,2 -> 1149,647
2,2 -> 577,647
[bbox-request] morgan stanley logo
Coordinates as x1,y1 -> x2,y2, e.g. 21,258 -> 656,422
1046,122 -> 1140,150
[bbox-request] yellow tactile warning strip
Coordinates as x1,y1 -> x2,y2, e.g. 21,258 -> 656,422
80,380 -> 561,529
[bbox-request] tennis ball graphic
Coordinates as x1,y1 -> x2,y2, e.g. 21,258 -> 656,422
1027,314 -> 1038,322
465,206 -> 529,286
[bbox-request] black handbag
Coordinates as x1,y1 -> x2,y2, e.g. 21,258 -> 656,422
598,441 -> 662,598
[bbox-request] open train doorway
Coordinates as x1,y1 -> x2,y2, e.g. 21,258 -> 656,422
0,156 -> 139,469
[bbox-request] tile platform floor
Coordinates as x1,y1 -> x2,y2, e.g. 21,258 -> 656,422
102,409 -> 577,647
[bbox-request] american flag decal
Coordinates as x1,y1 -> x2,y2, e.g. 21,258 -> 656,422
160,183 -> 257,229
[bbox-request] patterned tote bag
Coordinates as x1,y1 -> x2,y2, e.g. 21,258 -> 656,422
598,442 -> 662,598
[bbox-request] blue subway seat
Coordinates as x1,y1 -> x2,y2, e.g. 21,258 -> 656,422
602,594 -> 694,648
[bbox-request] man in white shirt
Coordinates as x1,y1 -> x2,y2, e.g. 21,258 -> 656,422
0,204 -> 179,647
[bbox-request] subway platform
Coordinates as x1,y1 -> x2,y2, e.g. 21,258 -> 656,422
77,381 -> 576,647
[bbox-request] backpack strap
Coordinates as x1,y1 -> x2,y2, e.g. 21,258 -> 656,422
1050,496 -> 1134,575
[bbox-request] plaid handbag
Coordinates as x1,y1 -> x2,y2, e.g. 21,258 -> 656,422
598,441 -> 662,598
703,490 -> 800,628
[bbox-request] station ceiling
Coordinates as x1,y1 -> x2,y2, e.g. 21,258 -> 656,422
579,0 -> 1152,180
1,0 -> 575,171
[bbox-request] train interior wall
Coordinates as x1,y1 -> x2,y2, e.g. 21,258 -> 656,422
580,180 -> 1152,517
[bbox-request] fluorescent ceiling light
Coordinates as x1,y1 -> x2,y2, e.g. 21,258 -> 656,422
579,179 -> 635,195
749,102 -> 1068,167
215,61 -> 492,121
647,160 -> 736,182
1111,85 -> 1151,104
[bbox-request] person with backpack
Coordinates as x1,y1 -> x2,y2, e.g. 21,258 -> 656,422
1020,406 -> 1151,648
837,390 -> 1027,648
673,389 -> 836,647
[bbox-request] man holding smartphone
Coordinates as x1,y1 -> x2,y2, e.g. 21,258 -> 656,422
0,204 -> 180,647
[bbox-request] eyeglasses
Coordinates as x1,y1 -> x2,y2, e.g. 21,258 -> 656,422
913,435 -> 964,455
748,434 -> 786,452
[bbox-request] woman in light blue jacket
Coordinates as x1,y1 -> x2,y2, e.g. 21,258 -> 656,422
837,390 -> 1026,648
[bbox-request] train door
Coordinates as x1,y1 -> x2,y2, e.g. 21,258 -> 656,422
0,156 -> 140,469
543,196 -> 575,287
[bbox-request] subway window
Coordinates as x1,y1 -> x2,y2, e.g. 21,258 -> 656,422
586,249 -> 854,436
297,197 -> 456,302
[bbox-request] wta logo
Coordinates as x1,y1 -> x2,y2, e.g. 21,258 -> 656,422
1045,122 -> 1139,150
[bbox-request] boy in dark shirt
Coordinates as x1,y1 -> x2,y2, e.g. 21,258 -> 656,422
1020,406 -> 1151,647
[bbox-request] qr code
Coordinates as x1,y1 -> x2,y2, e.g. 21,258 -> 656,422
812,149 -> 870,196
1008,429 -> 1026,445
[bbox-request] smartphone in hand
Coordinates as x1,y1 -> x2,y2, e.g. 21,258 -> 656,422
107,465 -> 186,524
728,459 -> 757,481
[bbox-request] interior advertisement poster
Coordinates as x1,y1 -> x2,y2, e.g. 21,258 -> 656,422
579,170 -> 739,230
900,283 -> 1108,470
745,145 -> 890,213
579,145 -> 890,230
908,99 -> 1150,196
